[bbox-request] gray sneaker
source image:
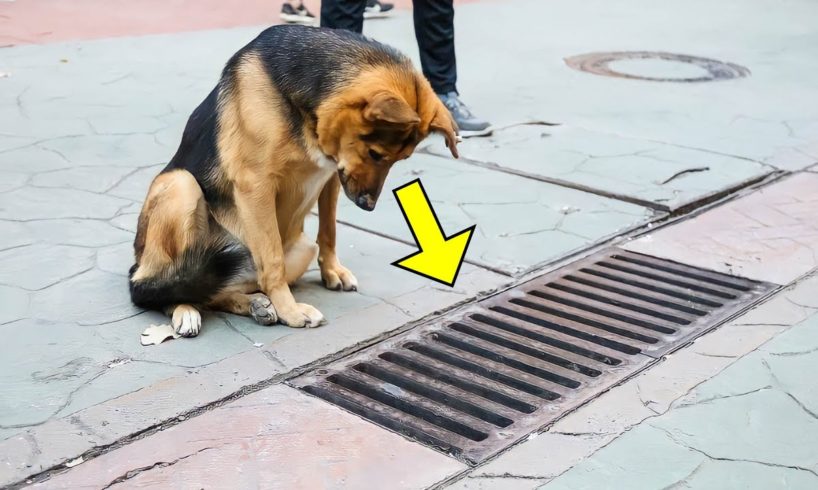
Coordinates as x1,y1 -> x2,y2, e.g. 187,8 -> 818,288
438,92 -> 492,137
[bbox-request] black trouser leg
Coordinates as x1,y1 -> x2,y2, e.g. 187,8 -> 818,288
320,0 -> 367,33
413,0 -> 457,94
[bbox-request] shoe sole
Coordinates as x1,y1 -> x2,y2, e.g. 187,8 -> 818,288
280,14 -> 316,24
364,11 -> 393,19
459,127 -> 494,138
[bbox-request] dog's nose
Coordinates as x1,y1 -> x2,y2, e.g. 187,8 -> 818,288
355,194 -> 376,211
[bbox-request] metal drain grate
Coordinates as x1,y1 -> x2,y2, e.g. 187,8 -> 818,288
291,249 -> 775,463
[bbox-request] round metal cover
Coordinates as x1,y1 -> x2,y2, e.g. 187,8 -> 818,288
565,51 -> 750,82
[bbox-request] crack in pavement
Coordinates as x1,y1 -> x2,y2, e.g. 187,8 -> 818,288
651,425 -> 818,479
660,460 -> 706,490
99,446 -> 217,489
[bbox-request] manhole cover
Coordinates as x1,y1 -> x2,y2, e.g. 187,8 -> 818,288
565,51 -> 750,82
291,249 -> 774,463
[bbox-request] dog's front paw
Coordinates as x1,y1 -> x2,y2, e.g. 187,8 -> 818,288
249,294 -> 277,326
321,262 -> 358,292
277,302 -> 326,328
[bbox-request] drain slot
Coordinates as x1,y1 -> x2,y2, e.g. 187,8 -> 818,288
545,282 -> 692,325
469,313 -> 622,366
510,297 -> 660,343
563,274 -> 708,316
597,261 -> 737,299
491,305 -> 642,354
328,372 -> 490,441
292,248 -> 775,464
610,254 -> 751,291
353,362 -> 514,428
432,331 -> 582,389
448,322 -> 602,377
406,342 -> 561,400
379,351 -> 538,413
579,268 -> 724,307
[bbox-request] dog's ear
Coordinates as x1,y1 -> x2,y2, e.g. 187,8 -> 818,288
430,104 -> 459,159
364,92 -> 421,126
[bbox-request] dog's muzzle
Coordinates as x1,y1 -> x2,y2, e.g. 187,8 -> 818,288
338,169 -> 377,212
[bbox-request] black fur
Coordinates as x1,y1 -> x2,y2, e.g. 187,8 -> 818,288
129,235 -> 251,310
130,25 -> 408,310
165,25 -> 409,206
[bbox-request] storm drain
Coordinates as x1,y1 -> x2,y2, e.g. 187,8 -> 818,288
291,249 -> 775,463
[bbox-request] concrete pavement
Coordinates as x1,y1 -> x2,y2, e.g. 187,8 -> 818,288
1,0 -> 817,487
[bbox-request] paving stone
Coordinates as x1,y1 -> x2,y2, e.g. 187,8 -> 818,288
0,347 -> 280,485
338,152 -> 655,275
105,165 -> 164,202
472,432 -> 615,481
37,133 -> 173,168
428,125 -> 770,210
625,172 -> 818,284
30,165 -> 140,194
0,321 -> 117,428
670,459 -> 818,489
447,476 -> 547,490
0,285 -> 29,325
108,212 -> 138,234
93,313 -> 256,369
0,221 -> 35,251
25,219 -> 132,248
0,243 -> 95,290
28,269 -> 138,325
56,360 -> 186,420
540,425 -> 706,490
0,171 -> 28,193
96,241 -> 134,277
0,418 -> 105,484
0,187 -> 131,221
0,145 -> 75,174
651,389 -> 818,471
35,385 -> 465,489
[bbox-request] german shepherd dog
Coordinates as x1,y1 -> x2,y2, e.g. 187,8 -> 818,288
129,25 -> 459,336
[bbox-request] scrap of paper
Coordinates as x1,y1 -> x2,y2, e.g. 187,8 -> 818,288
141,324 -> 181,346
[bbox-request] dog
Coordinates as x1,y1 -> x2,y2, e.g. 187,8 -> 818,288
128,25 -> 459,337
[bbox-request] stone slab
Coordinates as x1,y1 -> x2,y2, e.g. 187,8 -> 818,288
31,385 -> 465,489
338,152 -> 655,275
0,214 -> 504,485
625,172 -> 818,284
427,125 -> 771,210
542,307 -> 818,489
449,275 -> 817,489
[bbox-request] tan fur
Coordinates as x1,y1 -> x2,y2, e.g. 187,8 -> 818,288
134,49 -> 459,331
132,170 -> 208,282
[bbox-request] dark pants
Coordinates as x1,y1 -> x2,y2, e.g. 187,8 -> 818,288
320,0 -> 457,94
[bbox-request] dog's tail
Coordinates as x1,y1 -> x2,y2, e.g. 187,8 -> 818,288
129,238 -> 251,310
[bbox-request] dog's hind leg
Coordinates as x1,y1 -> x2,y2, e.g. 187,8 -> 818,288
130,169 -> 232,338
284,232 -> 318,285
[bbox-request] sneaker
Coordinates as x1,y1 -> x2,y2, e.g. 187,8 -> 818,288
438,92 -> 492,137
364,0 -> 395,19
280,2 -> 316,24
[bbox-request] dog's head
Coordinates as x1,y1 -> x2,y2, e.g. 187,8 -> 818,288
316,67 -> 458,211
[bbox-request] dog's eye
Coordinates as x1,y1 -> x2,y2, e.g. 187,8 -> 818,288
368,149 -> 383,162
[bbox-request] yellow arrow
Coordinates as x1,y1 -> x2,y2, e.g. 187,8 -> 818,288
391,179 -> 475,287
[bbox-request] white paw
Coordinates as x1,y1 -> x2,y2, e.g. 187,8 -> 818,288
172,305 -> 201,337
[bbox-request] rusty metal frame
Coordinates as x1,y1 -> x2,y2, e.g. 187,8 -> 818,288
291,248 -> 775,464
